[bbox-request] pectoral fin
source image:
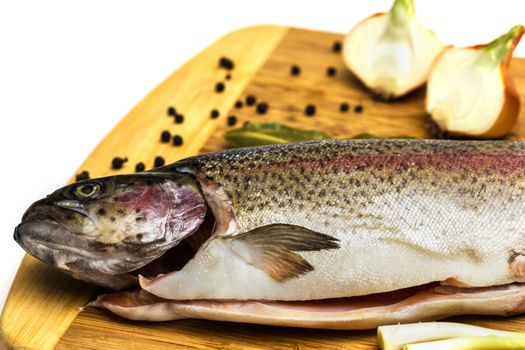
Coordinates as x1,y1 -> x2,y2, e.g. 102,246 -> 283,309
225,224 -> 339,282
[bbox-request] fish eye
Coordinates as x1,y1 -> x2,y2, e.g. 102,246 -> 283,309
74,183 -> 101,199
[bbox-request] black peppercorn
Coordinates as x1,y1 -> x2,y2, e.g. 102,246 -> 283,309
154,156 -> 165,168
245,95 -> 256,106
215,82 -> 225,93
304,104 -> 316,116
225,74 -> 232,80
326,66 -> 337,77
290,65 -> 301,76
111,157 -> 128,170
135,162 -> 145,172
174,114 -> 184,124
354,104 -> 363,113
234,100 -> 243,109
210,109 -> 220,119
160,130 -> 171,143
167,106 -> 176,116
340,102 -> 349,112
218,57 -> 235,70
332,41 -> 342,53
75,171 -> 90,181
256,102 -> 269,115
227,115 -> 237,126
172,135 -> 183,146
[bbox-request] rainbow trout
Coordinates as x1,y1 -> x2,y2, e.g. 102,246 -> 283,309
14,139 -> 525,329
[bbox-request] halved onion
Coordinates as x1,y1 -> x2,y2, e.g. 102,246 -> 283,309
426,25 -> 524,139
343,0 -> 443,99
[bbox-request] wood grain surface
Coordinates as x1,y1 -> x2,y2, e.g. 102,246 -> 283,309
3,26 -> 525,350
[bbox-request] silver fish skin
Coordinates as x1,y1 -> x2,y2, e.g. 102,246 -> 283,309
140,139 -> 525,302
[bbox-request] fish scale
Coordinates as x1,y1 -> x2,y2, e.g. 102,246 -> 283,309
142,139 -> 525,301
177,139 -> 525,232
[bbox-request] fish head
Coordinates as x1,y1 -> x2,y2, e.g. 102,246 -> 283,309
14,172 -> 207,289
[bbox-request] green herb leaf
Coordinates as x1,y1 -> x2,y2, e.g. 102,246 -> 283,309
224,122 -> 416,148
225,122 -> 333,148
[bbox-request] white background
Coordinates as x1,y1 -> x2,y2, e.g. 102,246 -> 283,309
1,0 -> 524,312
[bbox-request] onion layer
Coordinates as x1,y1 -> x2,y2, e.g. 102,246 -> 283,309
343,0 -> 443,99
426,25 -> 524,139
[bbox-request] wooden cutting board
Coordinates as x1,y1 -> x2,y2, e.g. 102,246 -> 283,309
3,25 -> 525,350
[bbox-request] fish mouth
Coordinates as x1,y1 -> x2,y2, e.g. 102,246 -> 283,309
17,200 -> 91,248
15,216 -> 97,260
15,218 -> 145,289
93,281 -> 525,328
16,219 -> 73,255
13,224 -> 22,244
15,219 -> 111,279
